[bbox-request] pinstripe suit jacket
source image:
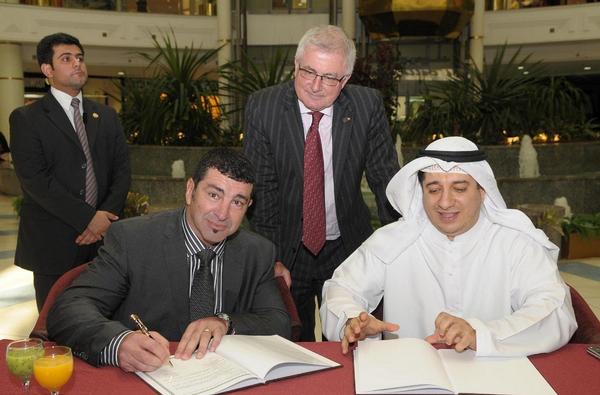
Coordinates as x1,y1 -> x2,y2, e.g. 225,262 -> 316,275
244,81 -> 400,274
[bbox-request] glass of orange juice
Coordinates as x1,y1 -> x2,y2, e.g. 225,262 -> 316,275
33,346 -> 73,395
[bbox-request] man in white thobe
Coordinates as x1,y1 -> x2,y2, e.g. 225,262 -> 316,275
321,136 -> 577,357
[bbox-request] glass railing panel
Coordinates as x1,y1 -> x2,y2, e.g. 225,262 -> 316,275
3,0 -> 339,14
485,0 -> 598,11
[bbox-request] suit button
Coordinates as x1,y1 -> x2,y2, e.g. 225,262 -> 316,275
79,189 -> 84,195
81,163 -> 87,169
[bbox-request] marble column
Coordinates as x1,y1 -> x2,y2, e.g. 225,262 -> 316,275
342,0 -> 356,41
470,0 -> 484,72
0,43 -> 24,145
217,0 -> 231,128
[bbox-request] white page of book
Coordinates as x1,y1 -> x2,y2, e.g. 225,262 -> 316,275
354,338 -> 454,394
439,350 -> 557,395
216,335 -> 339,380
137,352 -> 259,395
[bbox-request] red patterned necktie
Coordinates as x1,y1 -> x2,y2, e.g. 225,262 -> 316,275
302,111 -> 326,256
70,98 -> 98,207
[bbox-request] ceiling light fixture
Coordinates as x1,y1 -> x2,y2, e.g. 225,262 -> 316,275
584,66 -> 592,71
517,66 -> 524,70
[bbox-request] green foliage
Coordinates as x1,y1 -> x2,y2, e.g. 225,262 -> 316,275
220,49 -> 294,129
562,213 -> 600,239
403,46 -> 543,144
123,192 -> 150,218
523,76 -> 598,141
401,45 -> 598,145
11,192 -> 149,218
351,42 -> 405,139
12,196 -> 22,216
120,30 -> 224,146
220,49 -> 294,102
538,207 -> 565,237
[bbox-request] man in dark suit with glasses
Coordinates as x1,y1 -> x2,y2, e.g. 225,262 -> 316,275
244,25 -> 400,341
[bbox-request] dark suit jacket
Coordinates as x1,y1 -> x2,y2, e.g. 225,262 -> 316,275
47,209 -> 291,366
244,81 -> 400,272
9,93 -> 131,275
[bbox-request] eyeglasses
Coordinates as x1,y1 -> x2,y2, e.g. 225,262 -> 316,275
297,67 -> 347,87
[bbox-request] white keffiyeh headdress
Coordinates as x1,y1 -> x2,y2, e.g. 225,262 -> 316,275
366,136 -> 558,262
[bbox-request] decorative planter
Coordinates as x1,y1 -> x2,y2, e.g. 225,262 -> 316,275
561,233 -> 600,260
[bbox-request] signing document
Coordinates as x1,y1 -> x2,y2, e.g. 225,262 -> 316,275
136,335 -> 339,395
354,338 -> 556,394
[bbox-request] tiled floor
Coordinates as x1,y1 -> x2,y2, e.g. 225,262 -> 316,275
0,193 -> 598,340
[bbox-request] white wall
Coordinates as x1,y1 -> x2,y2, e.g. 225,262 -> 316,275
0,4 -> 217,50
484,3 -> 600,66
485,3 -> 600,46
3,2 -> 600,72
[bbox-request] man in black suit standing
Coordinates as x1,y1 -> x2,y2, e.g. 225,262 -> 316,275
244,25 -> 400,340
48,148 -> 290,372
9,33 -> 131,311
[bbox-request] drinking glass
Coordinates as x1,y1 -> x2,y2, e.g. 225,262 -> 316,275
33,346 -> 73,395
6,338 -> 44,391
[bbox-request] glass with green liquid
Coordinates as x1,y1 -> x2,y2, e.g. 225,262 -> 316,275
6,338 -> 44,391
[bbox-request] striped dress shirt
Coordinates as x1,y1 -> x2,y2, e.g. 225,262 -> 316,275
99,209 -> 225,366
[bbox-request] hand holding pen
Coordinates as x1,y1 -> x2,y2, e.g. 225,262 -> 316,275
130,314 -> 174,367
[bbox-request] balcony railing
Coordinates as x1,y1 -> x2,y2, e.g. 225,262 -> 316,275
486,0 -> 600,11
2,0 -> 335,15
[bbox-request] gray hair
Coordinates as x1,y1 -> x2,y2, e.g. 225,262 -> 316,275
295,25 -> 356,76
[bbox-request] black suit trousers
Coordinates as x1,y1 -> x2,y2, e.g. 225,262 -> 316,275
290,238 -> 346,341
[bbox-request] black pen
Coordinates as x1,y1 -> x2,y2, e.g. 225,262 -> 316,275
130,313 -> 174,367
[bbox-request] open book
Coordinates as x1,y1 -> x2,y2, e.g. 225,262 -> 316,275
136,335 -> 339,395
354,338 -> 556,394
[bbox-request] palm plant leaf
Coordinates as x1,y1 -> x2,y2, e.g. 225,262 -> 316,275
219,49 -> 294,121
120,30 -> 224,146
402,44 -> 562,144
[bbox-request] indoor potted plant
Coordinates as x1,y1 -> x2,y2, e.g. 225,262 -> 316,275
561,213 -> 600,259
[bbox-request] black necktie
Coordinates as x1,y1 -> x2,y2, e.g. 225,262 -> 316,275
189,248 -> 216,321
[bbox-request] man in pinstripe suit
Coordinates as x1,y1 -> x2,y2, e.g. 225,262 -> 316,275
244,25 -> 400,340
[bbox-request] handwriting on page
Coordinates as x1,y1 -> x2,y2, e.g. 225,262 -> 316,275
149,353 -> 255,395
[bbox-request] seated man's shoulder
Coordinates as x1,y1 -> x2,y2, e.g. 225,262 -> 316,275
111,209 -> 179,233
228,228 -> 275,250
490,222 -> 549,253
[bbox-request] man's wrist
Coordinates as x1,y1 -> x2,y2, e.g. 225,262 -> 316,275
216,313 -> 235,335
100,330 -> 132,367
340,317 -> 355,340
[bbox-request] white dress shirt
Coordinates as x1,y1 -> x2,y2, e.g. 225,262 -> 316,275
50,86 -> 83,131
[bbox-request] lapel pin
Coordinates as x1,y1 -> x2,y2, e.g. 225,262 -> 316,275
92,112 -> 99,119
343,117 -> 352,123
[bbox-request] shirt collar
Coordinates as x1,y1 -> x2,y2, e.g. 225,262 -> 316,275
298,100 -> 333,118
50,86 -> 83,114
181,208 -> 225,257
